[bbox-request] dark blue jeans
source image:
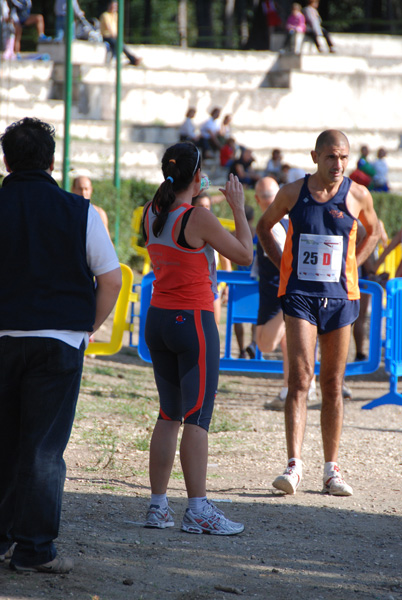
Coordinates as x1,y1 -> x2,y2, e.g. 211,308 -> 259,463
0,336 -> 84,567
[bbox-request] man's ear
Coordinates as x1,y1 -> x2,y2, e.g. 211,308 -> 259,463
49,156 -> 55,172
3,156 -> 11,173
311,150 -> 318,164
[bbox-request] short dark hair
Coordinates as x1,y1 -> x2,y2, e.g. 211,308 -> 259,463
0,117 -> 55,172
315,129 -> 349,153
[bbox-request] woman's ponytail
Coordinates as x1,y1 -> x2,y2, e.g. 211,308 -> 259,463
151,143 -> 201,237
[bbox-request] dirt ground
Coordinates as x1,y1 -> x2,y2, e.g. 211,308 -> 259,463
1,346 -> 402,600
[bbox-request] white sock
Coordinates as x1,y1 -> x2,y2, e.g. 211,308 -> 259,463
188,496 -> 208,514
150,493 -> 168,508
324,461 -> 338,476
288,457 -> 303,474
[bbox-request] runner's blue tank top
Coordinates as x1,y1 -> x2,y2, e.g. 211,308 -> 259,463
279,175 -> 359,300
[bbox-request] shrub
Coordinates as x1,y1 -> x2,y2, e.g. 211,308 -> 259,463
91,178 -> 156,267
372,192 -> 402,239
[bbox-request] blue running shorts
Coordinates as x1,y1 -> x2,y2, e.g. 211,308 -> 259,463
280,294 -> 360,334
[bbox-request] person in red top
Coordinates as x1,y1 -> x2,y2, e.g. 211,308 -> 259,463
142,142 -> 253,535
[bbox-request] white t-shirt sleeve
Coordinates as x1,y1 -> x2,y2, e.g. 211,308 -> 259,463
271,219 -> 288,253
86,204 -> 120,276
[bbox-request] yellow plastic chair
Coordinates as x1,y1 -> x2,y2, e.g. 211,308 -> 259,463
218,216 -> 235,231
376,243 -> 402,280
131,206 -> 151,275
85,263 -> 136,356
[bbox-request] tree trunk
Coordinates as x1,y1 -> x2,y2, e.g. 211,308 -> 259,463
223,0 -> 236,48
143,0 -> 152,43
236,0 -> 249,49
245,0 -> 269,51
178,0 -> 188,47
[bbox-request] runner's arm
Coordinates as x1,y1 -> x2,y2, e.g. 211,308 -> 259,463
353,185 -> 380,268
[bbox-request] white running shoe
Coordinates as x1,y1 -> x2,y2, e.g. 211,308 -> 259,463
272,460 -> 301,494
144,504 -> 175,528
323,466 -> 353,496
264,387 -> 287,411
265,384 -> 317,411
0,543 -> 15,562
181,501 -> 244,535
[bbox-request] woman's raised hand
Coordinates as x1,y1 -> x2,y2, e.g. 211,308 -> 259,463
219,174 -> 245,213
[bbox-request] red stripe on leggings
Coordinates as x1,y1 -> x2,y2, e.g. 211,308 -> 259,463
184,309 -> 206,420
159,407 -> 172,420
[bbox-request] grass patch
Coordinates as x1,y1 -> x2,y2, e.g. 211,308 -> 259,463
134,436 -> 151,452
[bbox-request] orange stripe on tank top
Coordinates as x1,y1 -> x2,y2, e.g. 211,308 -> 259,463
345,220 -> 360,300
185,310 -> 206,419
278,218 -> 294,297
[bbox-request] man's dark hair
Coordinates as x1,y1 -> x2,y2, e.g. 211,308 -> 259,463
0,117 -> 55,172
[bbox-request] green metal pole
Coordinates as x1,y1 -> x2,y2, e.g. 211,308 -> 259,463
113,0 -> 123,248
62,0 -> 73,190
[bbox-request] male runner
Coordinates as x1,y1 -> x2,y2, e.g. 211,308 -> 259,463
256,130 -> 379,496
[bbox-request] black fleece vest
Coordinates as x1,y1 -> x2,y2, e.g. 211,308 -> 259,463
0,170 -> 96,331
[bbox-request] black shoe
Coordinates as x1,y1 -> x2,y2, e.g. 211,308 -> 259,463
245,341 -> 257,359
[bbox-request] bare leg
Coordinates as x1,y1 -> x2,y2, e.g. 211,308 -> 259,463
319,325 -> 351,462
14,23 -> 22,53
24,14 -> 45,36
256,310 -> 285,353
149,420 -> 181,494
284,316 -> 317,459
353,292 -> 369,358
180,423 -> 208,498
257,311 -> 289,388
280,334 -> 289,385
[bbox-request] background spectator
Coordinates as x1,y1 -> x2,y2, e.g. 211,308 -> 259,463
371,147 -> 390,192
281,3 -> 306,54
303,0 -> 335,53
100,0 -> 142,66
10,0 -> 51,53
220,137 -> 236,168
1,0 -> 16,60
279,163 -> 305,185
350,145 -> 376,187
179,107 -> 198,143
54,0 -> 84,42
218,114 -> 233,145
229,147 -> 260,188
264,148 -> 283,181
199,107 -> 222,159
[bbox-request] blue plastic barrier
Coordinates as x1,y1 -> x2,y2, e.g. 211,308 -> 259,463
135,272 -> 384,380
363,277 -> 402,409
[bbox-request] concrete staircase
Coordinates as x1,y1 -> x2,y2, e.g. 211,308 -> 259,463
1,33 -> 402,188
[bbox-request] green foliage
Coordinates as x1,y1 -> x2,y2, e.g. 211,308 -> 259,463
372,192 -> 402,239
90,178 -> 156,266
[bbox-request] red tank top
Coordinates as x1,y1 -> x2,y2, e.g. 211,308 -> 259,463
145,203 -> 217,311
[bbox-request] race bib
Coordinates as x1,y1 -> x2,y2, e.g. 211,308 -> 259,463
297,234 -> 343,282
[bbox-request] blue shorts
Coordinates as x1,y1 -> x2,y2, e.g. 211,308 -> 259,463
280,294 -> 360,335
257,282 -> 281,325
145,306 -> 219,431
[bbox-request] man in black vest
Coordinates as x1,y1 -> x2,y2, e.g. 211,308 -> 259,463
0,118 -> 121,573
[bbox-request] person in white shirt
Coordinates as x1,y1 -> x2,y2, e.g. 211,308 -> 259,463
0,117 -> 121,574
